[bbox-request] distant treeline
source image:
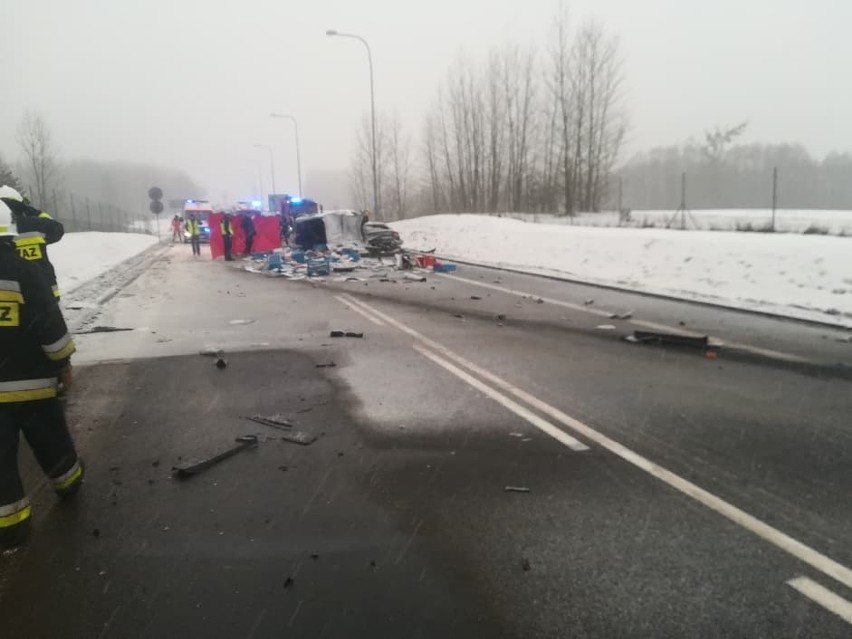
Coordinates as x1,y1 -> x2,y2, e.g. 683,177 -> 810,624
63,159 -> 203,214
618,142 -> 852,211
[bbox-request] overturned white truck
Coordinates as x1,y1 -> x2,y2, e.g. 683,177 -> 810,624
292,209 -> 365,249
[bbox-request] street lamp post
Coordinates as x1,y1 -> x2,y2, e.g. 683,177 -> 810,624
270,113 -> 303,198
326,29 -> 380,218
254,144 -> 276,204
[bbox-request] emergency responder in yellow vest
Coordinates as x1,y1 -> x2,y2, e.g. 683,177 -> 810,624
220,213 -> 234,261
185,214 -> 201,256
0,202 -> 83,549
0,186 -> 64,300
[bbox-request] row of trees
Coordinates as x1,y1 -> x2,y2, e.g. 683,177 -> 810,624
619,124 -> 852,210
2,110 -> 202,216
350,7 -> 627,219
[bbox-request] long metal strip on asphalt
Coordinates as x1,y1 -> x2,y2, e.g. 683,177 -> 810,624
335,292 -> 852,607
438,272 -> 816,365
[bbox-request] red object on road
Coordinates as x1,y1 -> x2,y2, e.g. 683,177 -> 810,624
416,255 -> 436,268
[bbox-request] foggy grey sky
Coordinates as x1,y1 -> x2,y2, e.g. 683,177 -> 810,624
3,0 -> 851,204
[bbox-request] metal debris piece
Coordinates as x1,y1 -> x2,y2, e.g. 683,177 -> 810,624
535,298 -> 545,304
453,313 -> 464,319
522,558 -> 532,572
504,486 -> 531,493
229,319 -> 256,325
315,362 -> 337,368
171,435 -> 258,478
470,295 -> 482,300
330,330 -> 364,338
508,432 -> 524,438
279,431 -> 317,446
215,357 -> 228,369
609,311 -> 634,320
244,414 -> 294,430
596,324 -> 617,331
584,299 -> 595,305
632,330 -> 710,349
77,326 -> 133,334
404,274 -> 427,282
496,314 -> 507,321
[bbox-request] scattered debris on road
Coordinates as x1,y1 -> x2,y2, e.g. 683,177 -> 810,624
215,357 -> 228,369
584,299 -> 595,305
470,295 -> 482,300
609,311 -> 634,320
315,361 -> 337,368
172,435 -> 258,478
76,326 -> 133,334
330,330 -> 364,338
279,431 -> 317,446
229,319 -> 255,326
596,324 -> 617,330
504,486 -> 531,493
630,330 -> 710,349
244,414 -> 294,430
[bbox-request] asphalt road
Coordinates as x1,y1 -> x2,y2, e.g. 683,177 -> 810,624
1,243 -> 850,638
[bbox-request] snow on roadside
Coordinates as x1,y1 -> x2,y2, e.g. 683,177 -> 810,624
504,209 -> 852,235
50,232 -> 159,295
392,214 -> 852,327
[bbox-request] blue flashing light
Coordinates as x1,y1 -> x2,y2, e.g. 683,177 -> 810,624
251,200 -> 262,208
186,199 -> 195,204
290,197 -> 303,204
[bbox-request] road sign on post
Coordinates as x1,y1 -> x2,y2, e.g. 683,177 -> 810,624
148,186 -> 164,239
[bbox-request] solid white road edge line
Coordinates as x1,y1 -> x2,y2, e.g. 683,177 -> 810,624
439,273 -> 613,318
341,293 -> 852,592
442,273 -> 812,363
787,576 -> 852,625
413,344 -> 589,452
333,295 -> 386,326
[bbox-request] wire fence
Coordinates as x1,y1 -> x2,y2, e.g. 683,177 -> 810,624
45,190 -> 154,235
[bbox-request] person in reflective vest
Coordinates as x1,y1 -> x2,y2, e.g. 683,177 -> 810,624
220,213 -> 234,261
0,186 -> 64,300
185,214 -> 201,256
0,202 -> 83,549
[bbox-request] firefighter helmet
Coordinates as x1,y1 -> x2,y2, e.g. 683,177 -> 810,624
0,201 -> 17,237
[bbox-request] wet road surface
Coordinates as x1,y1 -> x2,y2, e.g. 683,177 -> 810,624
1,244 -> 850,638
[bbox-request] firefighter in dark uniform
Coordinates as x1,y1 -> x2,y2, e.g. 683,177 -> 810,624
0,186 -> 64,300
220,212 -> 234,261
0,202 -> 83,549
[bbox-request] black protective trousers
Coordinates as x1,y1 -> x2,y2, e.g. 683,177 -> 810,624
0,399 -> 81,546
190,235 -> 201,256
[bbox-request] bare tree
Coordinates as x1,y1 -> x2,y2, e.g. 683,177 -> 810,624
349,115 -> 374,210
0,154 -> 24,192
384,112 -> 411,220
17,110 -> 61,208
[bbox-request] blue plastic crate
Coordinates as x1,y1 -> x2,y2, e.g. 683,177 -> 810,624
433,263 -> 457,273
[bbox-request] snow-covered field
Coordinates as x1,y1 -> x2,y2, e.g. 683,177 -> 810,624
50,232 -> 159,295
392,214 -> 852,327
501,209 -> 852,235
